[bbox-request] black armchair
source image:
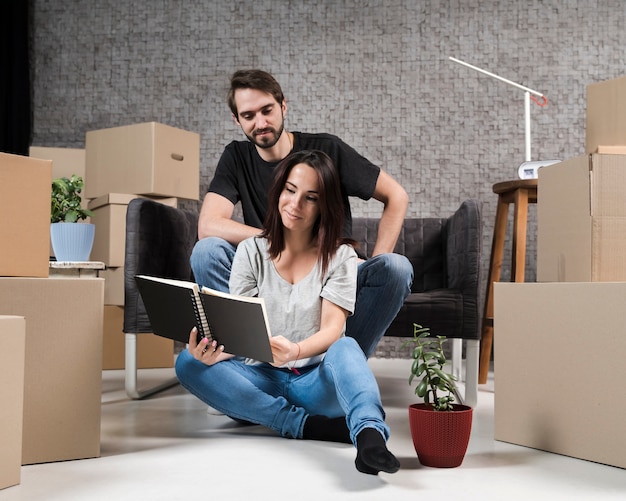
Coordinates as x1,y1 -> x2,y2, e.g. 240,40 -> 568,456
123,198 -> 198,398
351,199 -> 482,406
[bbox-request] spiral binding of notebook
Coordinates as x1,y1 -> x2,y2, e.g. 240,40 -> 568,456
190,289 -> 213,343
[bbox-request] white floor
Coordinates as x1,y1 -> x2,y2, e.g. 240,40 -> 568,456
2,359 -> 626,501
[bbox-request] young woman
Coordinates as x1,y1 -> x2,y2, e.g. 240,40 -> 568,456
175,150 -> 399,475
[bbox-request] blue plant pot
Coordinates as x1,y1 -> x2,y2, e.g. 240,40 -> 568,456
50,223 -> 96,262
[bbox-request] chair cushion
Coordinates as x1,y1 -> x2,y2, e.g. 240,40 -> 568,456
384,289 -> 464,338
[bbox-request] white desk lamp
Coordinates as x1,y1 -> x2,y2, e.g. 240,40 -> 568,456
449,56 -> 559,179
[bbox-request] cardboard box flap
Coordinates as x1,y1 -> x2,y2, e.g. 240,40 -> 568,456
88,193 -> 138,210
594,145 -> 626,154
537,157 -> 592,282
88,193 -> 179,211
539,156 -> 591,217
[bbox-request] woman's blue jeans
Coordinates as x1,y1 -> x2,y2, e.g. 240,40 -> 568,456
175,337 -> 389,443
190,237 -> 413,357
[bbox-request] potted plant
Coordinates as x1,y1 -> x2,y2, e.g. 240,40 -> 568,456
50,175 -> 96,262
404,323 -> 473,468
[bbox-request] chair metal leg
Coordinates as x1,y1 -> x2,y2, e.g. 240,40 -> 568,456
464,339 -> 479,408
125,333 -> 179,400
450,338 -> 479,408
450,339 -> 464,405
451,338 -> 462,380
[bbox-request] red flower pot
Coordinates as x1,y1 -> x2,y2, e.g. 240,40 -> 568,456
408,403 -> 473,468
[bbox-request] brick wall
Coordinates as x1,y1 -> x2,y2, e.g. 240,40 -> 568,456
30,0 -> 626,355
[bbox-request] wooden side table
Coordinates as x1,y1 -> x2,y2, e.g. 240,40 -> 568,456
479,179 -> 538,384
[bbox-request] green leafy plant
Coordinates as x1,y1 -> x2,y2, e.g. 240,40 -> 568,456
51,175 -> 94,223
403,323 -> 461,411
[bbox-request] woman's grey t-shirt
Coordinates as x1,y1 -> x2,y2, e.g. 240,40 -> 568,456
229,236 -> 357,368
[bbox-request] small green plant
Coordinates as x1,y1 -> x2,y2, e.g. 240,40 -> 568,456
51,175 -> 94,223
403,323 -> 460,411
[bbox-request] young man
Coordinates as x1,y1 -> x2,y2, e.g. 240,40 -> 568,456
191,69 -> 412,357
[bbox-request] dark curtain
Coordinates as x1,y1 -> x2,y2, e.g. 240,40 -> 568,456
0,0 -> 31,155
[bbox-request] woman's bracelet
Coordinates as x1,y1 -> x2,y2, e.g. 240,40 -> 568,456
290,343 -> 301,375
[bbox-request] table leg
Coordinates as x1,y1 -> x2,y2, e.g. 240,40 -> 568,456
511,188 -> 530,282
479,194 -> 509,384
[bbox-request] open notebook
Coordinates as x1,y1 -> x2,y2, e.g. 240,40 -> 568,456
135,275 -> 274,363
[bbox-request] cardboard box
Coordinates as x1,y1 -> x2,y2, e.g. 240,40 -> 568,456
0,278 -> 104,465
537,154 -> 626,282
102,266 -> 124,305
88,193 -> 177,267
85,122 -> 200,200
0,316 -> 25,489
494,282 -> 626,469
29,146 -> 86,180
0,153 -> 52,277
586,75 -> 626,153
103,305 -> 174,370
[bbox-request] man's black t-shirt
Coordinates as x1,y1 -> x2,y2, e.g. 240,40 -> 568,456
208,131 -> 381,237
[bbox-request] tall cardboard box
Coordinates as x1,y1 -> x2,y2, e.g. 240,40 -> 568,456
586,75 -> 626,153
494,282 -> 626,469
85,122 -> 200,200
537,154 -> 626,282
0,316 -> 25,489
0,277 -> 104,465
102,305 -> 174,370
88,193 -> 177,267
0,153 -> 52,277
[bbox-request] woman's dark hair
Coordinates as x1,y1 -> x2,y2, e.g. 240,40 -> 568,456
262,150 -> 352,277
227,69 -> 285,117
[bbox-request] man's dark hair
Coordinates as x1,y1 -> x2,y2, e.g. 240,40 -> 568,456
227,69 -> 285,116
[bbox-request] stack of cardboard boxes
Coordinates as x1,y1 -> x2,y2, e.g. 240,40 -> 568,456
494,76 -> 626,469
1,123 -> 200,488
0,152 -> 104,482
83,122 -> 201,369
32,122 -> 202,370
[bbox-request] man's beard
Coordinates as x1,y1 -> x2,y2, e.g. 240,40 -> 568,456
246,122 -> 284,149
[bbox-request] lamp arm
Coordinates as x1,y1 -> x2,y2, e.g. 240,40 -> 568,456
449,56 -> 548,162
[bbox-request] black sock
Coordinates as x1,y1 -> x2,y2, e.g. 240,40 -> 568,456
302,415 -> 352,444
355,428 -> 400,475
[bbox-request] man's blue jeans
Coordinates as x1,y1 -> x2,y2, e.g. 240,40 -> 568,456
190,237 -> 413,357
175,337 -> 389,443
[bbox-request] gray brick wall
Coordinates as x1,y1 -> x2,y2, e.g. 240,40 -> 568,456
30,0 -> 626,355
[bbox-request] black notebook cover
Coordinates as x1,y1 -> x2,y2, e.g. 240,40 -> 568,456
135,275 -> 274,363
